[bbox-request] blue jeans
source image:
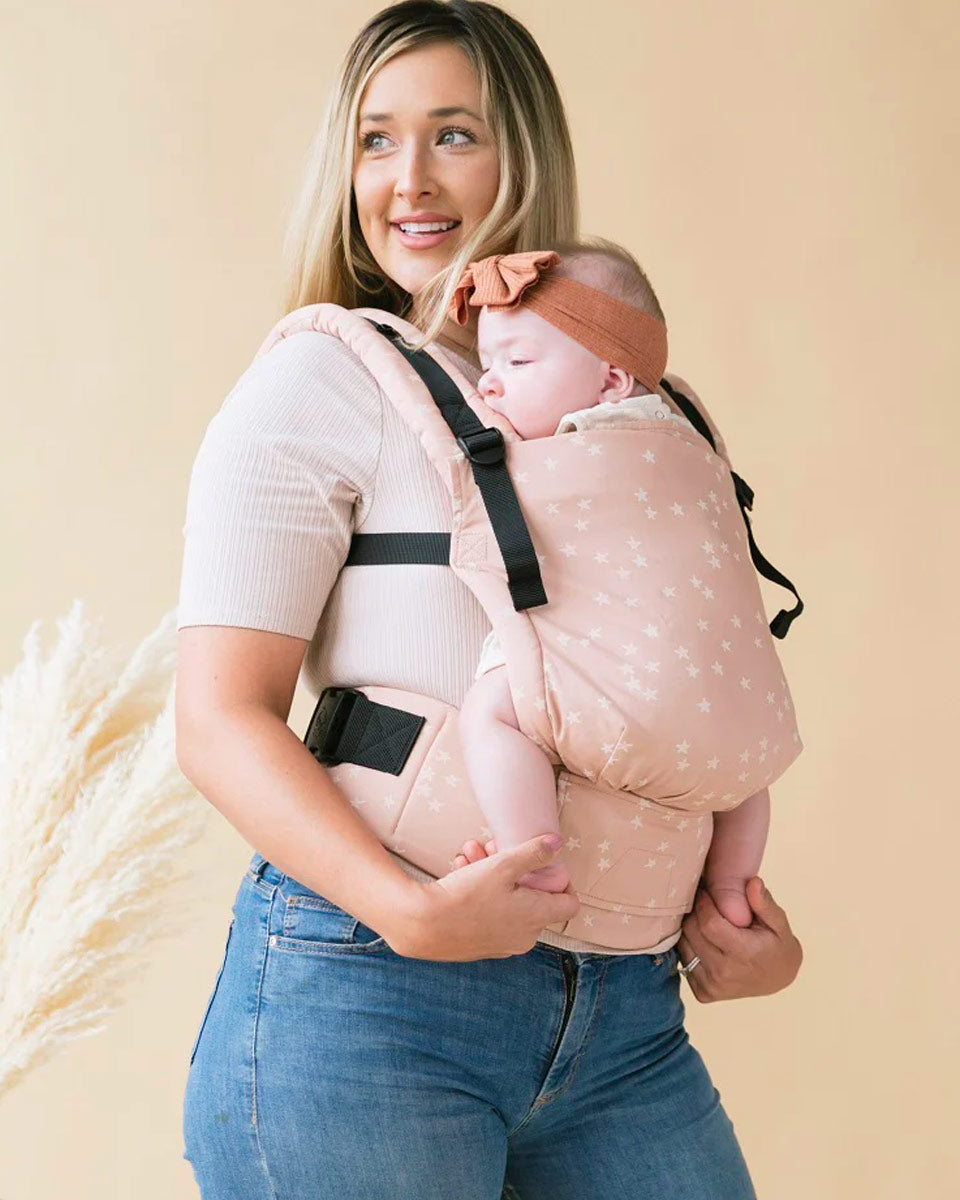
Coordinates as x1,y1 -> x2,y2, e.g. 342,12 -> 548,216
182,852 -> 757,1199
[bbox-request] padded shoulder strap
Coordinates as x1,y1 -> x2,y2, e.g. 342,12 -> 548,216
255,303 -> 548,611
254,302 -> 518,496
660,372 -> 732,466
661,376 -> 804,638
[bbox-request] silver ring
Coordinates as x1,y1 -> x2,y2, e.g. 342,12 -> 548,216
677,954 -> 701,976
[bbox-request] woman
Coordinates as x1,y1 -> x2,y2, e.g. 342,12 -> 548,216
177,3 -> 802,1196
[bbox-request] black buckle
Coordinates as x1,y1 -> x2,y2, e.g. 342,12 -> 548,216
370,320 -> 399,339
456,427 -> 505,465
303,686 -> 361,766
732,472 -> 755,512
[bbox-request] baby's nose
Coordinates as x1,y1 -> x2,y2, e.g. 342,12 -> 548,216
479,372 -> 502,400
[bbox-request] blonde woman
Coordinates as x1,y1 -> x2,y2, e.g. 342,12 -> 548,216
176,3 -> 803,1196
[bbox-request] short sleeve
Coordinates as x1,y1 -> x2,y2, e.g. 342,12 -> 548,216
176,330 -> 382,638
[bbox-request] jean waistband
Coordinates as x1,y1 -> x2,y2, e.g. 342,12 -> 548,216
249,851 -> 286,886
247,850 -> 649,966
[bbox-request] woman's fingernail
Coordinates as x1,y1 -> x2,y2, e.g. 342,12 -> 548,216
544,834 -> 563,851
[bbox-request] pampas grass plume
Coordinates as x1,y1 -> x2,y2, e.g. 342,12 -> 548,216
0,601 -> 207,1099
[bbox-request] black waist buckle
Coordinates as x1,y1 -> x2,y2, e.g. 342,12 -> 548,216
304,686 -> 361,766
303,686 -> 426,776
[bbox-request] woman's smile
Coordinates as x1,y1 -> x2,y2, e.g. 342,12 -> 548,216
391,216 -> 462,250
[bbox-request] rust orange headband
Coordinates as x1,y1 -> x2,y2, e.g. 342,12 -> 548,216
448,250 -> 668,392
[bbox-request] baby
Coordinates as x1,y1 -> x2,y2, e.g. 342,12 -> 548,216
454,241 -> 770,929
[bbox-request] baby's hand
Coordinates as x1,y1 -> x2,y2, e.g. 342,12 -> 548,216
702,875 -> 754,928
450,837 -> 498,871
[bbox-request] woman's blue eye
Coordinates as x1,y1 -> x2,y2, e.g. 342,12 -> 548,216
440,127 -> 475,146
360,125 -> 476,153
509,359 -> 529,366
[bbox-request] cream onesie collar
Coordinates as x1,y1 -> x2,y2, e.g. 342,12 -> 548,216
553,392 -> 691,435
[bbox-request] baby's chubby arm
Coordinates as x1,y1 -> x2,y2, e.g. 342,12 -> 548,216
701,788 -> 770,927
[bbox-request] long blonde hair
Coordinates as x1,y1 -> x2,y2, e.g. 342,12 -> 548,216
280,0 -> 580,352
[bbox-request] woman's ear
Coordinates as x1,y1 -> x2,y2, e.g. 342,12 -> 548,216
600,364 -> 635,402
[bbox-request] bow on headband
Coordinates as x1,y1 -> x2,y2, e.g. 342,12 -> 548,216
448,250 -> 561,326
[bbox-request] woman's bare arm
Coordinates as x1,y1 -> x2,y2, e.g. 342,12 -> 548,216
174,625 -> 424,943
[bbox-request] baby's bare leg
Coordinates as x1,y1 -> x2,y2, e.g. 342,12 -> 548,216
459,666 -> 570,892
703,787 -> 770,927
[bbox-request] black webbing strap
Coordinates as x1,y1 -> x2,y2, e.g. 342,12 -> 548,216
303,686 -> 424,775
345,531 -> 450,565
659,377 -> 718,452
660,378 -> 804,638
361,318 -> 548,611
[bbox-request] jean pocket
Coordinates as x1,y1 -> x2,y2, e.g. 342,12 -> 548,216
271,887 -> 390,956
189,917 -> 234,1066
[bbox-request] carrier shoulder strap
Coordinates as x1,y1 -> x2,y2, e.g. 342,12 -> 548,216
256,303 -> 547,611
361,317 -> 548,611
659,378 -> 803,638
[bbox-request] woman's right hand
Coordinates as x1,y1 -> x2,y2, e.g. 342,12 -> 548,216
392,835 -> 580,961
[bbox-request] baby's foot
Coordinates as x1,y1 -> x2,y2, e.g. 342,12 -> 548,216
450,838 -> 498,871
705,880 -> 754,928
516,859 -> 571,893
450,839 -> 572,894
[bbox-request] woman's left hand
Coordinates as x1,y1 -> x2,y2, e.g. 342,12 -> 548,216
675,876 -> 803,1001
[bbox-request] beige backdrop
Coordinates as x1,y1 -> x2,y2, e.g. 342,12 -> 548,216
2,2 -> 957,1196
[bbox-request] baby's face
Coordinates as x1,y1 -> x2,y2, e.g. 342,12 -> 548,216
476,306 -> 609,439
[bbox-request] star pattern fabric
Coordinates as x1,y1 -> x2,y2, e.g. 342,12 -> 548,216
444,396 -> 803,947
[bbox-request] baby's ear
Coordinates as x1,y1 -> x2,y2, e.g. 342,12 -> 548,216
601,364 -> 635,401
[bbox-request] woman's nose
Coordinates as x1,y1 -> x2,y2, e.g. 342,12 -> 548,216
393,142 -> 436,202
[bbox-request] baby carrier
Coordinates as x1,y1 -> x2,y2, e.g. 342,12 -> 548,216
254,303 -> 805,952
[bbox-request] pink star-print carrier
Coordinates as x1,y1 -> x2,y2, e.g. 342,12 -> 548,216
254,304 -> 804,951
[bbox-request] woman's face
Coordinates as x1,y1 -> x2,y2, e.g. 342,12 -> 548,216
352,40 -> 500,301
